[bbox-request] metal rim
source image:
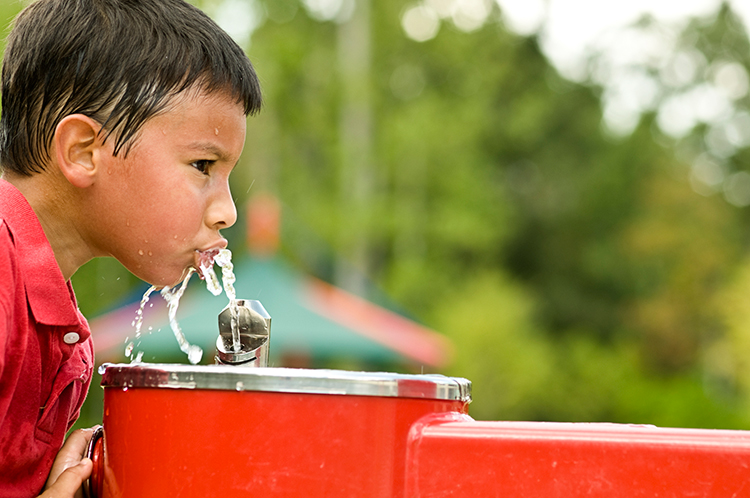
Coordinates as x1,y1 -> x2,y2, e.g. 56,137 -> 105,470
99,363 -> 472,402
82,425 -> 103,498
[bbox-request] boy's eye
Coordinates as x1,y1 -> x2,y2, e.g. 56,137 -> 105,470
191,160 -> 213,174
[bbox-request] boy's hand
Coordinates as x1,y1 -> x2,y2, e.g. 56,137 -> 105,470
40,427 -> 96,498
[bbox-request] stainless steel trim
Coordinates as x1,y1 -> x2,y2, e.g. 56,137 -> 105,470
82,425 -> 103,498
215,300 -> 270,366
99,363 -> 472,402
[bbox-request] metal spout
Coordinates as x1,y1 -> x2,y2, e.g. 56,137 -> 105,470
215,299 -> 271,366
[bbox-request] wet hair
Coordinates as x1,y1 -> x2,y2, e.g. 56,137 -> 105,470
0,0 -> 262,175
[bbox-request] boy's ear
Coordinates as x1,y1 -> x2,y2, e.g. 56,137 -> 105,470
53,114 -> 104,188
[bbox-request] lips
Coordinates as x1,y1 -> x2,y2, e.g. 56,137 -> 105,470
193,246 -> 224,278
197,248 -> 220,267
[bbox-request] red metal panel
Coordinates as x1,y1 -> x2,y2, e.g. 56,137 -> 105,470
100,387 -> 467,498
406,416 -> 750,497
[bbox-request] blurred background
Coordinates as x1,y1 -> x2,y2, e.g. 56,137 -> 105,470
5,0 -> 750,429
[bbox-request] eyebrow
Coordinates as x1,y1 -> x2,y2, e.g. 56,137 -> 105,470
184,142 -> 231,162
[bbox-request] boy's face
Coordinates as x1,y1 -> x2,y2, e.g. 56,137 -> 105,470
88,89 -> 246,288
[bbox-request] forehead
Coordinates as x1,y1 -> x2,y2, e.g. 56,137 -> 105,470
139,88 -> 247,156
157,87 -> 246,128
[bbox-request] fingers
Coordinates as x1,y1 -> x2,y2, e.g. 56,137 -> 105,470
45,427 -> 99,493
64,427 -> 96,457
38,458 -> 92,498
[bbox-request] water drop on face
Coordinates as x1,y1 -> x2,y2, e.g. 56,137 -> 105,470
138,250 -> 144,256
215,127 -> 219,135
148,251 -> 153,256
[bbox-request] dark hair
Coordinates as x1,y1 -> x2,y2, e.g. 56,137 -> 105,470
0,0 -> 262,175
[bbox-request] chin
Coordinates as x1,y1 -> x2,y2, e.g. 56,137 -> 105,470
159,268 -> 194,289
128,265 -> 192,290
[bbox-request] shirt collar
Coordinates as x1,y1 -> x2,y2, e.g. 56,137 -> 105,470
0,179 -> 84,328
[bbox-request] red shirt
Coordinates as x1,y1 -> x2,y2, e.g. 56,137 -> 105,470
0,179 -> 94,498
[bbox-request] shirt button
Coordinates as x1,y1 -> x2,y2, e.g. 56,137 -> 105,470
63,332 -> 80,344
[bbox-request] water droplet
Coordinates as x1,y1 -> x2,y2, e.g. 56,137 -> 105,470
138,249 -> 144,256
122,386 -> 128,392
148,251 -> 153,256
215,127 -> 219,135
235,381 -> 244,391
187,345 -> 203,364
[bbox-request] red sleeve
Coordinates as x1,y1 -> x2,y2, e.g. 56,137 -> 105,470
0,222 -> 17,423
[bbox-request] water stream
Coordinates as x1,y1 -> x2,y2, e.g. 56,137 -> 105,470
127,248 -> 239,364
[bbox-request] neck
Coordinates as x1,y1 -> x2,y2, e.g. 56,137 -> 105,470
2,169 -> 94,281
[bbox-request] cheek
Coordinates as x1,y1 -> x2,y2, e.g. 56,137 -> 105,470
123,176 -> 201,231
143,196 -> 207,251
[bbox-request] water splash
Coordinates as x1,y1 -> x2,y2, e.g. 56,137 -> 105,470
199,256 -> 223,296
201,248 -> 241,352
215,250 -> 240,351
126,285 -> 157,362
214,249 -> 236,300
126,248 -> 239,364
161,269 -> 203,364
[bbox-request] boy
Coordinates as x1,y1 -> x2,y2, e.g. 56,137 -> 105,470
0,0 -> 262,496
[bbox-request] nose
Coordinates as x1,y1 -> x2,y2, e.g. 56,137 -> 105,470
207,181 -> 238,229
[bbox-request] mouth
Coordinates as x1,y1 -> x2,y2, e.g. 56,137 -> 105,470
194,248 -> 222,279
194,237 -> 232,275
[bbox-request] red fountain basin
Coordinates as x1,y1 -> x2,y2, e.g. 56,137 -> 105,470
95,363 -> 470,498
94,363 -> 750,497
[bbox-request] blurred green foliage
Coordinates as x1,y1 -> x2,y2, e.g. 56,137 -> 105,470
230,0 -> 750,428
0,0 -> 745,430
